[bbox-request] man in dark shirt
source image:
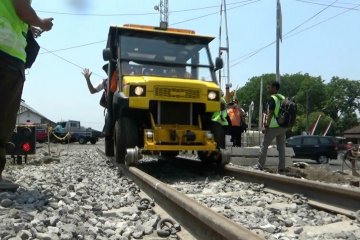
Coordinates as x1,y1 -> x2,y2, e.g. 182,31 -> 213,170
254,81 -> 287,172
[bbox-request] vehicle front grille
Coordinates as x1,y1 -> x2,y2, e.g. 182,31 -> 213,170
154,86 -> 200,99
149,101 -> 205,125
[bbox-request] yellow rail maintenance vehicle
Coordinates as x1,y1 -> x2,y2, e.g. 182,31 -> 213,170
103,24 -> 229,166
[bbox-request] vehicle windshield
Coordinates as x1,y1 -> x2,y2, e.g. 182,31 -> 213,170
57,122 -> 66,128
119,32 -> 215,82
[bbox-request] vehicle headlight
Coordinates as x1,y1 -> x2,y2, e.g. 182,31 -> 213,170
207,90 -> 219,101
134,86 -> 144,96
145,130 -> 154,140
130,85 -> 146,97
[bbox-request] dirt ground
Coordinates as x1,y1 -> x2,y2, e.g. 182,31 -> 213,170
282,163 -> 360,187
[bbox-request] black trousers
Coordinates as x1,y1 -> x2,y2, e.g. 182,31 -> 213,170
0,52 -> 25,175
230,126 -> 242,147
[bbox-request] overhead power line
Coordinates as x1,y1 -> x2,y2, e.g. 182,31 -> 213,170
36,0 -> 256,17
37,1 -> 259,75
37,1 -> 260,55
299,0 -> 360,6
40,46 -> 105,78
171,0 -> 260,26
295,0 -> 360,11
230,0 -> 348,67
286,2 -> 360,38
39,40 -> 106,55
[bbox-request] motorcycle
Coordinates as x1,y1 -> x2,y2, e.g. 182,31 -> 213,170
342,144 -> 360,175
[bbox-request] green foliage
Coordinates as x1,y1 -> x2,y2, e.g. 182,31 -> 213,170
323,77 -> 360,134
235,73 -> 359,135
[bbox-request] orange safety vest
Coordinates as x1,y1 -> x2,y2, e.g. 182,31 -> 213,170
228,107 -> 241,126
110,70 -> 118,93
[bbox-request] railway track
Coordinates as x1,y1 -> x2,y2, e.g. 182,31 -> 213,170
222,165 -> 360,217
97,148 -> 360,240
98,149 -> 261,240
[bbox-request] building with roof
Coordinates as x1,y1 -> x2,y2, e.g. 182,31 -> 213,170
17,100 -> 55,126
344,125 -> 360,144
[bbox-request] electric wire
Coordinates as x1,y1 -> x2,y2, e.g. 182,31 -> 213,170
286,2 -> 360,38
40,46 -> 105,78
295,0 -> 360,11
298,0 -> 360,5
171,0 -> 260,26
38,0 -> 355,75
39,40 -> 106,55
36,0 -> 256,17
37,0 -> 260,67
286,0 -> 339,36
230,0 -> 346,67
230,0 -> 339,64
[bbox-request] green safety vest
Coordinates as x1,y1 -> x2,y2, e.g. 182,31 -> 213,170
212,110 -> 229,126
269,94 -> 285,128
0,0 -> 28,62
212,98 -> 228,126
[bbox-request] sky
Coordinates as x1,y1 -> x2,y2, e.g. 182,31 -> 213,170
23,0 -> 360,130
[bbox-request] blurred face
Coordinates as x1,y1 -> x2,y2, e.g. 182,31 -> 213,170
268,85 -> 277,94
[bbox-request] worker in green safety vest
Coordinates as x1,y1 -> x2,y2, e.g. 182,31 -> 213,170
212,97 -> 230,132
254,81 -> 287,173
0,0 -> 53,191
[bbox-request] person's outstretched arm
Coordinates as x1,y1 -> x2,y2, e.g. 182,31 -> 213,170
82,68 -> 99,94
13,0 -> 53,31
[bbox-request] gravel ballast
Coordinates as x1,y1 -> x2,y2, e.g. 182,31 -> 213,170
0,145 -> 163,240
139,155 -> 360,240
1,143 -> 360,240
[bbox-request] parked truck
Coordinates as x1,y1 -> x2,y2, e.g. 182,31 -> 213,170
52,120 -> 100,144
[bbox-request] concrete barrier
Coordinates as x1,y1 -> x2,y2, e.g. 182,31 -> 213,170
227,146 -> 294,168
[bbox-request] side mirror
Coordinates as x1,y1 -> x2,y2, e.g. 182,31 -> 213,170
103,48 -> 113,61
214,57 -> 223,71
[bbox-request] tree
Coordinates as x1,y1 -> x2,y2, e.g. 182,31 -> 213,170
294,75 -> 327,116
323,77 -> 360,134
235,73 -> 358,135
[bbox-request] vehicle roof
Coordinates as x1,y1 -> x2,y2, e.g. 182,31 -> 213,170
105,25 -> 215,49
289,135 -> 333,139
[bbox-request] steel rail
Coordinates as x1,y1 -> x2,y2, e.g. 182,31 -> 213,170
223,165 -> 360,217
125,166 -> 263,240
97,148 -> 262,240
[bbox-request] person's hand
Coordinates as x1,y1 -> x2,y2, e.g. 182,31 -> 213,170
30,26 -> 42,38
82,68 -> 92,80
40,18 -> 54,31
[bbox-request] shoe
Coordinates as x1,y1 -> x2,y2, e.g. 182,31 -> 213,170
0,179 -> 19,192
278,168 -> 290,175
253,163 -> 263,171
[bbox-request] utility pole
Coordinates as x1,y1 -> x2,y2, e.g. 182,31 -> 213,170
276,0 -> 282,83
154,0 -> 169,29
306,91 -> 309,134
218,0 -> 232,103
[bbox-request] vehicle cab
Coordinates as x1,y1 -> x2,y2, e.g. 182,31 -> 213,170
103,24 -> 228,166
